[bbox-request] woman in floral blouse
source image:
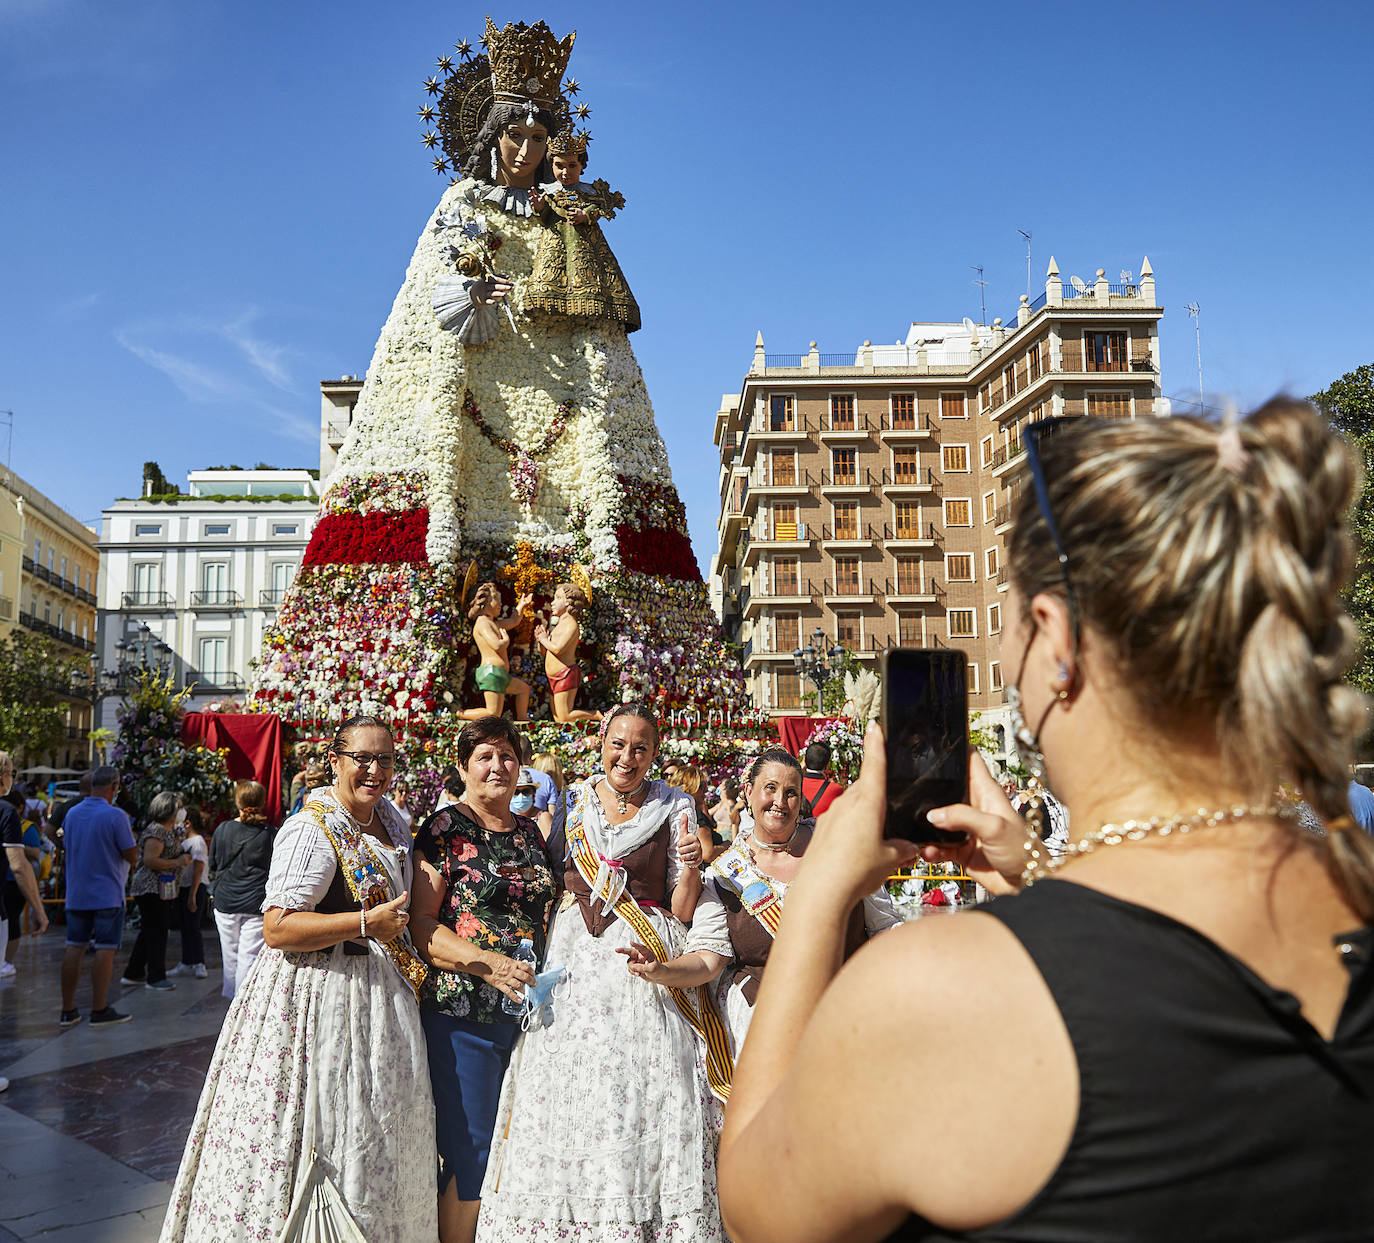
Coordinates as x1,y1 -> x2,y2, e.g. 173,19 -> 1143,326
411,715 -> 556,1243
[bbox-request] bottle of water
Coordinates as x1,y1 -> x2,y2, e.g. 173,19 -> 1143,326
501,938 -> 537,1016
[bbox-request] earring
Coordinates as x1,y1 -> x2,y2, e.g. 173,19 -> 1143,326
490,147 -> 498,181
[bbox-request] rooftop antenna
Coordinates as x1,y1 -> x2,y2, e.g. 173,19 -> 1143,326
1018,230 -> 1032,300
1183,303 -> 1204,413
971,265 -> 987,325
1119,268 -> 1134,285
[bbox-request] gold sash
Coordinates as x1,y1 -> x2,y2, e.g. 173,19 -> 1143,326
565,803 -> 735,1103
310,801 -> 429,1001
709,843 -> 784,938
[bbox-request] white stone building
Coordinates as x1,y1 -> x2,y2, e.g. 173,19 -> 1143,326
96,469 -> 319,730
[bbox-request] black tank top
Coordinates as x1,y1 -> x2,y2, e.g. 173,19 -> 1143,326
888,879 -> 1374,1242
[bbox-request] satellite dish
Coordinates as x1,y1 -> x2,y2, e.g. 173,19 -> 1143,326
961,317 -> 976,333
1070,275 -> 1089,293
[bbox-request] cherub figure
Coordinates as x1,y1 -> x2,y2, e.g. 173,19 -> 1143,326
526,130 -> 641,332
460,582 -> 535,720
534,582 -> 601,723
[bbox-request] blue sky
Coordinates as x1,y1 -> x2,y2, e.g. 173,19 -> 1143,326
3,0 -> 1372,564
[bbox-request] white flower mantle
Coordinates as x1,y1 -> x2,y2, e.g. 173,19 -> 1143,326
332,177 -> 671,567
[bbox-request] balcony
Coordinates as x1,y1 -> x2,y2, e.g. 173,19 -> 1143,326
17,612 -> 96,653
819,468 -> 874,495
748,413 -> 813,441
749,467 -> 816,498
66,726 -> 85,741
259,587 -> 288,607
880,466 -> 939,495
990,443 -> 1025,478
822,576 -> 880,606
818,413 -> 877,441
880,411 -> 936,440
193,671 -> 246,691
820,522 -> 883,548
743,581 -> 818,618
888,575 -> 944,605
122,591 -> 175,611
0,596 -> 11,621
190,590 -> 243,610
884,521 -> 939,548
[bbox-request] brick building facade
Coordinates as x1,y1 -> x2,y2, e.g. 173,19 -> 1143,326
710,258 -> 1166,749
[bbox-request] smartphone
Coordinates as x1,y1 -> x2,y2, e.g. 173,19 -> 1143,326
880,648 -> 970,844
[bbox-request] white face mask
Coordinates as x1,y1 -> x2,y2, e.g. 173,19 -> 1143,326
510,793 -> 535,815
175,808 -> 188,826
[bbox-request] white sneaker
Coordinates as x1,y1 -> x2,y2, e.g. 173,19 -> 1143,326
167,963 -> 191,977
0,1076 -> 9,1092
192,964 -> 207,979
0,962 -> 16,978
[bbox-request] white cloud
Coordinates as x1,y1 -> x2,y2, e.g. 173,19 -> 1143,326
220,310 -> 296,392
114,310 -> 316,444
114,329 -> 239,403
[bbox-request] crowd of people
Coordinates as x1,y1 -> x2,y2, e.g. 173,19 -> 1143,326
4,400 -> 1374,1240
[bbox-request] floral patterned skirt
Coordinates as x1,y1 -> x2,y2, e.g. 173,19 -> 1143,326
477,901 -> 725,1242
159,942 -> 436,1243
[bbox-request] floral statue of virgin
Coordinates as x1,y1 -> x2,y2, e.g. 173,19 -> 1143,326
253,18 -> 744,728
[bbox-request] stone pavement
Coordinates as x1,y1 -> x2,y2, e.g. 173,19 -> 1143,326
0,917 -> 229,1241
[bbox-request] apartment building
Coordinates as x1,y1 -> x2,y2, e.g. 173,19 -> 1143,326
320,375 -> 364,480
97,468 -> 319,731
0,471 -> 102,765
711,258 -> 1166,743
4,471 -> 102,763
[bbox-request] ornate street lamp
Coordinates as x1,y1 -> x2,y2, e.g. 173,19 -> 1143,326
108,622 -> 173,691
791,627 -> 846,716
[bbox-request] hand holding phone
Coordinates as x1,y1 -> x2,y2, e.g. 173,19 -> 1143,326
880,648 -> 970,845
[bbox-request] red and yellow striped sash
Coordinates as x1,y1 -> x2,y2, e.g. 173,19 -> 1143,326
566,818 -> 735,1102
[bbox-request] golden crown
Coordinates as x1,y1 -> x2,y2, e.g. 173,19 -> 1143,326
485,16 -> 575,110
547,128 -> 591,157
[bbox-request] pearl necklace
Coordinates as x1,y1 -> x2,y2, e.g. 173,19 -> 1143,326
1022,803 -> 1294,887
334,786 -> 376,831
748,823 -> 800,855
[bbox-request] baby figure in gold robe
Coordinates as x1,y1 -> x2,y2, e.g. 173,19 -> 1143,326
527,130 -> 641,333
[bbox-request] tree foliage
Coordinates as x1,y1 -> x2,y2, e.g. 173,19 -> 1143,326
0,631 -> 88,764
1311,364 -> 1374,694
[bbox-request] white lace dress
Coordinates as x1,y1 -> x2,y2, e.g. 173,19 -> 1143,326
477,778 -> 725,1242
159,793 -> 436,1243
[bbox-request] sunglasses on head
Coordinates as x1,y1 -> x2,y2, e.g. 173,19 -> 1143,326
1021,416 -> 1098,649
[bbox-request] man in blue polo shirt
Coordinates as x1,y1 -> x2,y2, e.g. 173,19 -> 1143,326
59,766 -> 137,1028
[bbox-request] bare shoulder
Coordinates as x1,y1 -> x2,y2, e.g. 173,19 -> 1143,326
797,909 -> 1078,1233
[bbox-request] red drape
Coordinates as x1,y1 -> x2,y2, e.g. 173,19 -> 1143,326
775,716 -> 844,756
182,712 -> 285,825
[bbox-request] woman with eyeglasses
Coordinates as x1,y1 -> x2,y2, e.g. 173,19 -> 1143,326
407,716 -> 556,1243
161,714 -> 437,1243
477,702 -> 720,1242
719,401 -> 1374,1242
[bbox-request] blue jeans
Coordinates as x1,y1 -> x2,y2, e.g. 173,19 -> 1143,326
66,906 -> 125,950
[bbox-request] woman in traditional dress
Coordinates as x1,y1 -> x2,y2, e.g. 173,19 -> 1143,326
477,702 -> 720,1242
160,715 -> 436,1243
410,715 -> 556,1243
623,749 -> 902,1072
